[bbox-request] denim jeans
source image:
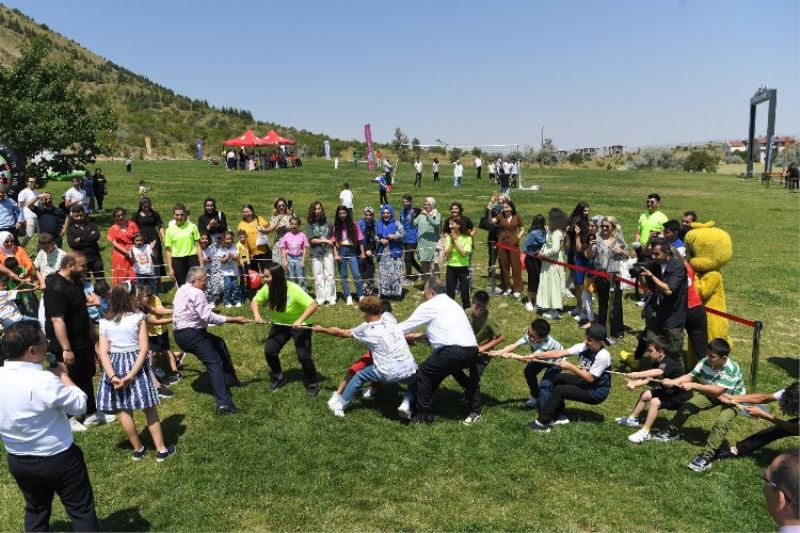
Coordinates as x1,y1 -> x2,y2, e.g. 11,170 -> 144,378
136,273 -> 158,294
286,255 -> 306,289
524,363 -> 562,408
338,245 -> 363,299
340,364 -> 416,407
223,275 -> 240,305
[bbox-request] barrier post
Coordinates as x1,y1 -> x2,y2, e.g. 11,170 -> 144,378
749,320 -> 764,389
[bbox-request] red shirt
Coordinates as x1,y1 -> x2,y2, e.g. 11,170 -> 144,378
685,261 -> 702,309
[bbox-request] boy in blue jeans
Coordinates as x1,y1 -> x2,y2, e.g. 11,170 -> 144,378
491,318 -> 563,409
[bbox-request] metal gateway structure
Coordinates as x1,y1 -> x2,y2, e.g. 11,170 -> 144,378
745,86 -> 777,178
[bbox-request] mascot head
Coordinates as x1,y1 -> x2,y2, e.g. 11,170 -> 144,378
684,220 -> 732,273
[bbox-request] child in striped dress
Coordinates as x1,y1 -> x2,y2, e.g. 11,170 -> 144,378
96,285 -> 175,462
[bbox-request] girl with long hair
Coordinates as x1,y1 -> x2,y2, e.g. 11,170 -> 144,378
96,285 -> 175,461
536,208 -> 568,320
522,214 -> 547,311
494,197 -> 525,298
565,201 -> 590,304
586,216 -> 627,340
357,207 -> 378,296
306,200 -> 336,305
444,215 -> 473,308
332,205 -> 365,305
251,263 -> 320,396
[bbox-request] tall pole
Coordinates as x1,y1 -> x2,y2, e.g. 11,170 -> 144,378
539,127 -> 544,178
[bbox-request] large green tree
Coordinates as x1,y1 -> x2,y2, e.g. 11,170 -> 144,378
0,37 -> 116,177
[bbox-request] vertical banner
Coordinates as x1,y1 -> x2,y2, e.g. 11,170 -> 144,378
364,123 -> 375,171
324,140 -> 331,160
196,138 -> 204,160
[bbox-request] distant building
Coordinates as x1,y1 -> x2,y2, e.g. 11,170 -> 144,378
604,145 -> 624,156
724,140 -> 747,154
577,147 -> 599,159
726,136 -> 796,161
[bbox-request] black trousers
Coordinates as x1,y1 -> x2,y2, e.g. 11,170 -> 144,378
8,445 -> 98,532
414,172 -> 422,187
595,275 -> 624,338
360,256 -> 376,295
171,255 -> 199,287
403,243 -> 422,278
264,325 -> 317,383
379,190 -> 388,205
64,349 -> 97,417
84,256 -> 105,283
415,345 -> 479,421
433,172 -> 439,182
451,354 -> 488,414
736,417 -> 799,456
525,255 -> 541,294
476,167 -> 481,178
488,241 -> 498,270
538,373 -> 606,425
174,328 -> 238,408
446,265 -> 470,308
685,305 -> 708,360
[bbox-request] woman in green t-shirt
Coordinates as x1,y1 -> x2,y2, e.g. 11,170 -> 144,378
251,262 -> 320,396
444,215 -> 473,308
164,203 -> 202,286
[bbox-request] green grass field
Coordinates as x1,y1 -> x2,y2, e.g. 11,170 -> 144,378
1,159 -> 798,531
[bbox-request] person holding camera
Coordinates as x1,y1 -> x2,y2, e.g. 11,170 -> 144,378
0,320 -> 99,531
586,216 -> 627,341
632,237 -> 688,371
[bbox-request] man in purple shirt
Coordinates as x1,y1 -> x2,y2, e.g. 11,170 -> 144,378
172,266 -> 250,415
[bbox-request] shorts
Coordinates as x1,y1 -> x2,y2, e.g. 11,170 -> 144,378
651,387 -> 692,411
348,351 -> 373,374
148,331 -> 170,353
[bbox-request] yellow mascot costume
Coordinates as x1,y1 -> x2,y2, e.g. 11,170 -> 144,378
684,221 -> 733,366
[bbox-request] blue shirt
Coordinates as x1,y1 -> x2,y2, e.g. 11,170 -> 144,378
399,207 -> 418,244
523,229 -> 546,254
0,198 -> 23,227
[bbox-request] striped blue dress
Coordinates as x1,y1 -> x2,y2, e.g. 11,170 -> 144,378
96,313 -> 160,411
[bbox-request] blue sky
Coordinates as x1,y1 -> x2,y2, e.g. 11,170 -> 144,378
4,0 -> 799,149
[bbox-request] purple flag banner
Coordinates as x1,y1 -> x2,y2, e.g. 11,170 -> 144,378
364,124 -> 375,171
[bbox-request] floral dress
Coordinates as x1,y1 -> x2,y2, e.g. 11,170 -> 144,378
202,243 -> 224,303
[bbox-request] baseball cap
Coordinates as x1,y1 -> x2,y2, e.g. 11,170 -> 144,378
585,324 -> 610,345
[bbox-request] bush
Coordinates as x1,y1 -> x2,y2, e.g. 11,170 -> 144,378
627,147 -> 684,171
567,153 -> 583,165
683,150 -> 720,173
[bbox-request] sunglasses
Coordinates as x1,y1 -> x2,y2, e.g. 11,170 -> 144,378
760,473 -> 794,503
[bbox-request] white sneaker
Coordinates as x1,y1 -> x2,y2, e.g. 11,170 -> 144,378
553,415 -> 570,425
524,396 -> 538,408
525,301 -> 535,312
69,418 -> 87,432
503,290 -> 512,296
628,429 -> 652,444
235,302 -> 242,308
83,412 -> 116,426
463,413 -> 482,425
397,401 -> 412,420
564,289 -> 575,299
328,401 -> 345,417
636,299 -> 646,307
225,304 -> 233,308
512,292 -> 521,299
327,300 -> 337,306
346,296 -> 353,306
361,386 -> 377,399
493,287 -> 504,295
327,392 -> 342,410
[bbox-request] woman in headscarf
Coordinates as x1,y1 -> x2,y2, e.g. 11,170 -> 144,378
375,205 -> 405,298
357,207 -> 378,296
0,230 -> 33,280
414,196 -> 441,284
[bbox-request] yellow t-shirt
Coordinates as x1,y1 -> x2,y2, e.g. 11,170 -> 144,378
147,296 -> 163,336
236,241 -> 251,265
238,216 -> 269,256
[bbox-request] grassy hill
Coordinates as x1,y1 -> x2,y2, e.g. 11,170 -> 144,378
0,4 -> 360,159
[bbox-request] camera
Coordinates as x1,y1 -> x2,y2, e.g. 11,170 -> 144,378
491,204 -> 502,215
45,352 -> 58,368
629,263 -> 644,278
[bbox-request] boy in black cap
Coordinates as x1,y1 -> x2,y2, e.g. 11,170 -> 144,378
528,324 -> 613,432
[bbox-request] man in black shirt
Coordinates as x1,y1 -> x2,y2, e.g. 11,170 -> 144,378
44,252 -> 101,428
27,192 -> 66,248
633,238 -> 688,371
65,206 -> 104,282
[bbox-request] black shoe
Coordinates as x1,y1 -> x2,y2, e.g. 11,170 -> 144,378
269,375 -> 287,392
306,383 -> 320,398
716,445 -> 740,460
216,405 -> 239,416
157,385 -> 175,398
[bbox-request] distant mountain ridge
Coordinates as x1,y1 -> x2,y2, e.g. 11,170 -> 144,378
0,4 -> 358,159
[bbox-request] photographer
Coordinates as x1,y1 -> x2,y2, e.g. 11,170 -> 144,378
0,320 -> 99,531
632,237 -> 688,371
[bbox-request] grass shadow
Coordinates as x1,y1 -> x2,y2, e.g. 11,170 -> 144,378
767,356 -> 800,378
116,413 -> 187,450
51,506 -> 151,532
562,407 -> 605,424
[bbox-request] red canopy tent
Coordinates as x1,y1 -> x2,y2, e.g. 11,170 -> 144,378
222,130 -> 262,147
259,129 -> 296,145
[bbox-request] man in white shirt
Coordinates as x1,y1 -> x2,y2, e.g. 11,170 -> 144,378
0,321 -> 99,531
474,156 -> 482,179
17,176 -> 39,247
63,177 -> 88,213
413,157 -> 423,188
339,182 -> 354,219
453,160 -> 463,188
398,277 -> 479,424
